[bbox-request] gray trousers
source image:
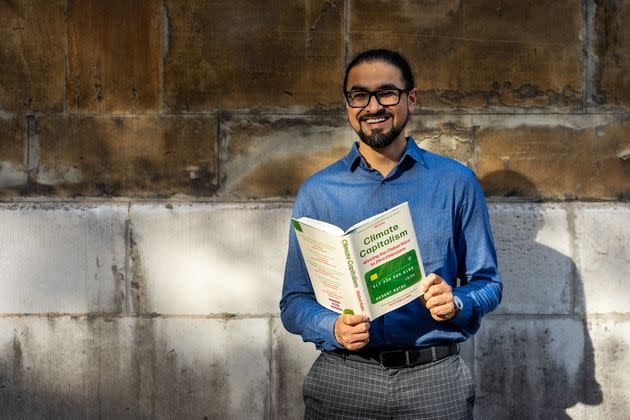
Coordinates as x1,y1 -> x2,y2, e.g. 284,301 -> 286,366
303,350 -> 475,420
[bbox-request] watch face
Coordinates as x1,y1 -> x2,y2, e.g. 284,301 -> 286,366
454,296 -> 463,310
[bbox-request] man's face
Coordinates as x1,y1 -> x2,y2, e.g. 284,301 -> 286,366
345,61 -> 417,149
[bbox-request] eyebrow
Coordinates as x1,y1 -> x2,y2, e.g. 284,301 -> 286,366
347,83 -> 402,91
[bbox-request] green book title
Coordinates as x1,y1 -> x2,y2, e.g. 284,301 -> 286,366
360,224 -> 408,257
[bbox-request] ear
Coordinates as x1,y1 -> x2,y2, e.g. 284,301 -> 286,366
407,88 -> 419,112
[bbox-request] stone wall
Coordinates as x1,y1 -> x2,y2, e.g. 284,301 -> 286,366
0,1 -> 629,419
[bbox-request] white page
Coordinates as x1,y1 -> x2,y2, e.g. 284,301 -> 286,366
295,217 -> 345,236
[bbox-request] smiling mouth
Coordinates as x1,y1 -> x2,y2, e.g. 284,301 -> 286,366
360,113 -> 392,125
365,116 -> 389,124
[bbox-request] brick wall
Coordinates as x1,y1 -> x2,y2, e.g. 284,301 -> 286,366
0,1 -> 629,418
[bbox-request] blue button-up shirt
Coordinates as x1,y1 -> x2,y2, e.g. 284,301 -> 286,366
280,138 -> 502,350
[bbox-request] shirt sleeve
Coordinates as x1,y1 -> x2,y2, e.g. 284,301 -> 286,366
279,193 -> 343,350
449,172 -> 503,336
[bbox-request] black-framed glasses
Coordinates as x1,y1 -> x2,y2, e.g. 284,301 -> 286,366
344,88 -> 409,108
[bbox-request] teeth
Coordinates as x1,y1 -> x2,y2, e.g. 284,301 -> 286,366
365,117 -> 387,124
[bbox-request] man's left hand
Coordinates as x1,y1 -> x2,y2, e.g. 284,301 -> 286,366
420,273 -> 457,321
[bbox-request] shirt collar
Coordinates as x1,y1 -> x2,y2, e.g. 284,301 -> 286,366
342,136 -> 428,172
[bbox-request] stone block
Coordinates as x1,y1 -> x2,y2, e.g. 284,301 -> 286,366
564,317 -> 630,419
164,0 -> 345,111
349,0 -> 462,36
0,316 -> 270,419
67,0 -> 162,113
349,1 -> 582,110
0,0 -> 65,113
406,116 -> 474,167
475,120 -> 630,200
0,117 -> 27,191
271,317 -> 320,420
463,0 -> 581,45
36,115 -> 218,197
475,317 -> 601,419
0,317 -> 95,418
220,115 -> 354,198
128,203 -> 291,315
150,317 -> 270,419
0,204 -> 127,314
574,204 -> 630,315
595,0 -> 630,106
489,204 -> 574,314
89,316 -> 270,419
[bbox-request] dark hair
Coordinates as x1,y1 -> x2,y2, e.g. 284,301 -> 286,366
343,49 -> 415,91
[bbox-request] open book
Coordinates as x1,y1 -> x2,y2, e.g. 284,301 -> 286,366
292,202 -> 426,320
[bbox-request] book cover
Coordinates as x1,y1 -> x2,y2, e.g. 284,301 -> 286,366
292,202 -> 426,319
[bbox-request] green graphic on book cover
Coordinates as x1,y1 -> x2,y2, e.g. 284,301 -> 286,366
364,250 -> 422,304
292,220 -> 303,232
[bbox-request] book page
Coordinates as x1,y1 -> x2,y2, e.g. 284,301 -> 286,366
292,221 -> 357,314
294,217 -> 345,236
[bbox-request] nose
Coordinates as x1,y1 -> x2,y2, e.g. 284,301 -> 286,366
363,92 -> 383,114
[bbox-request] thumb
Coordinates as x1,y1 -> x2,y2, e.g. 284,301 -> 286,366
342,314 -> 369,326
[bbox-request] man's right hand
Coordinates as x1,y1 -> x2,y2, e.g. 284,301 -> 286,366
333,314 -> 370,351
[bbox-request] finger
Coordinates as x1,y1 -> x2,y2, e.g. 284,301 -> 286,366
429,303 -> 457,321
423,284 -> 441,301
427,299 -> 453,313
339,329 -> 369,350
420,273 -> 442,293
424,279 -> 452,300
346,331 -> 370,345
425,293 -> 453,310
348,321 -> 370,334
342,314 -> 370,326
347,332 -> 370,344
346,339 -> 369,351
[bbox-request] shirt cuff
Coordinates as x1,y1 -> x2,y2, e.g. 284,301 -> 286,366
449,290 -> 474,328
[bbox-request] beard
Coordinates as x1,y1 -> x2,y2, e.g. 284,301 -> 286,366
355,110 -> 409,149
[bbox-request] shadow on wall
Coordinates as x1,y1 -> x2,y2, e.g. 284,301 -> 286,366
480,169 -> 541,200
476,170 -> 603,419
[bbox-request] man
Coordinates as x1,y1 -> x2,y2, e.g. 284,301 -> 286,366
280,49 -> 502,419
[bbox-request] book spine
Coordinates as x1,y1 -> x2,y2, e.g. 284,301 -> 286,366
340,236 -> 369,317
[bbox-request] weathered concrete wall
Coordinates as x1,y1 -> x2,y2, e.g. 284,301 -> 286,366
1,0 -> 630,419
0,203 -> 628,419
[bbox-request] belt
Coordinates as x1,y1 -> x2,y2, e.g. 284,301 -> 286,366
325,343 -> 459,368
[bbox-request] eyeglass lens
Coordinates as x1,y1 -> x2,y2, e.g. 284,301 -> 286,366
346,89 -> 402,107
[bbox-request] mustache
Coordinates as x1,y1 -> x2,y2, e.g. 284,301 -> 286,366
359,110 -> 392,122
